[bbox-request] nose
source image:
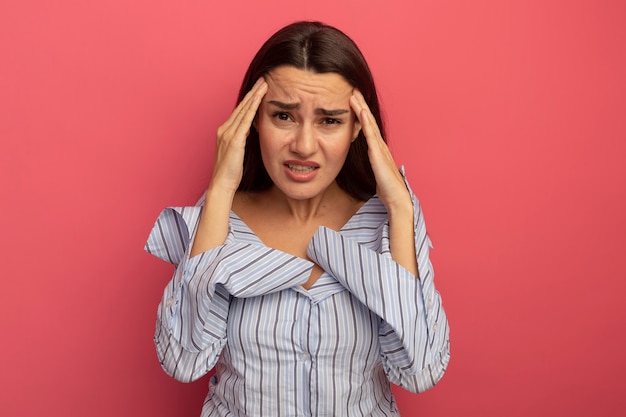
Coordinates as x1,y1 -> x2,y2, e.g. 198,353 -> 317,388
290,124 -> 318,157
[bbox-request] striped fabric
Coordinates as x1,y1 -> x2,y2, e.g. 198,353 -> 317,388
145,175 -> 450,417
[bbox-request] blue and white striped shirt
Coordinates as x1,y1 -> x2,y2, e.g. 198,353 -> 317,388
145,175 -> 450,416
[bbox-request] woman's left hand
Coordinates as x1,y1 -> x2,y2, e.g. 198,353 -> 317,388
350,90 -> 419,277
350,90 -> 411,212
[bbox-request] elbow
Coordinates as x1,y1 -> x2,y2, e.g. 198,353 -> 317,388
154,336 -> 194,383
159,359 -> 202,384
153,328 -> 223,384
155,342 -> 208,384
396,342 -> 451,393
422,350 -> 450,391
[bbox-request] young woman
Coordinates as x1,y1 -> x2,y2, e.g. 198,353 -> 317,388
146,21 -> 450,416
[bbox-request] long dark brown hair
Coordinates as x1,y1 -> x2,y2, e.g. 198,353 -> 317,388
237,21 -> 386,201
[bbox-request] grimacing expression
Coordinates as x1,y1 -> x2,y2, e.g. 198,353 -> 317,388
255,66 -> 361,200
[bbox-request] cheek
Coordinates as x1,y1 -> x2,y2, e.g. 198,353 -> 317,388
321,138 -> 353,169
257,124 -> 285,168
257,118 -> 276,150
258,134 -> 273,164
331,130 -> 355,153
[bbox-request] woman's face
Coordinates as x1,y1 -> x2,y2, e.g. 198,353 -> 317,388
255,66 -> 361,201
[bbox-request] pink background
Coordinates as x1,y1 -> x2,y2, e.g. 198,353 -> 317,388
2,0 -> 625,416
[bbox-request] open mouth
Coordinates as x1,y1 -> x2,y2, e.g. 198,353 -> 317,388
286,164 -> 318,173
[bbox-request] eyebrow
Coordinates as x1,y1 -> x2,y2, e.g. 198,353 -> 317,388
267,100 -> 350,116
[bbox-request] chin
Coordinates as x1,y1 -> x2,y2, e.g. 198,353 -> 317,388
280,188 -> 323,201
273,182 -> 329,201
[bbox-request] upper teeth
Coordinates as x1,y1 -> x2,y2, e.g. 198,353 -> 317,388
288,165 -> 315,173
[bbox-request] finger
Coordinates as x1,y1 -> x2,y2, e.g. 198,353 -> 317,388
350,90 -> 399,175
349,89 -> 366,124
232,80 -> 267,138
350,90 -> 384,147
222,78 -> 266,132
219,83 -> 267,148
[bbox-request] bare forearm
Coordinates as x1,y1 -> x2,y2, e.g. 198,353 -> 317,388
190,79 -> 267,258
387,198 -> 419,278
190,186 -> 235,257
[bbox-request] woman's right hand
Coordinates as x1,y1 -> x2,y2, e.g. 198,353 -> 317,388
190,78 -> 267,257
210,78 -> 268,194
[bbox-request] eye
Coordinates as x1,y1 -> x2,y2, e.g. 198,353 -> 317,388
321,118 -> 342,125
272,112 -> 292,122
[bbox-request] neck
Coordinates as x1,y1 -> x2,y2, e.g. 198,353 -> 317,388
269,182 -> 344,223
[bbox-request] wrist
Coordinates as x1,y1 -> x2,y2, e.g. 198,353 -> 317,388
205,182 -> 237,204
191,185 -> 235,257
383,192 -> 413,218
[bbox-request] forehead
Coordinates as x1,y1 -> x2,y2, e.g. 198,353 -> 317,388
264,66 -> 353,104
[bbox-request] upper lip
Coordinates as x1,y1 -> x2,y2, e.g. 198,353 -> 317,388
284,160 -> 319,168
